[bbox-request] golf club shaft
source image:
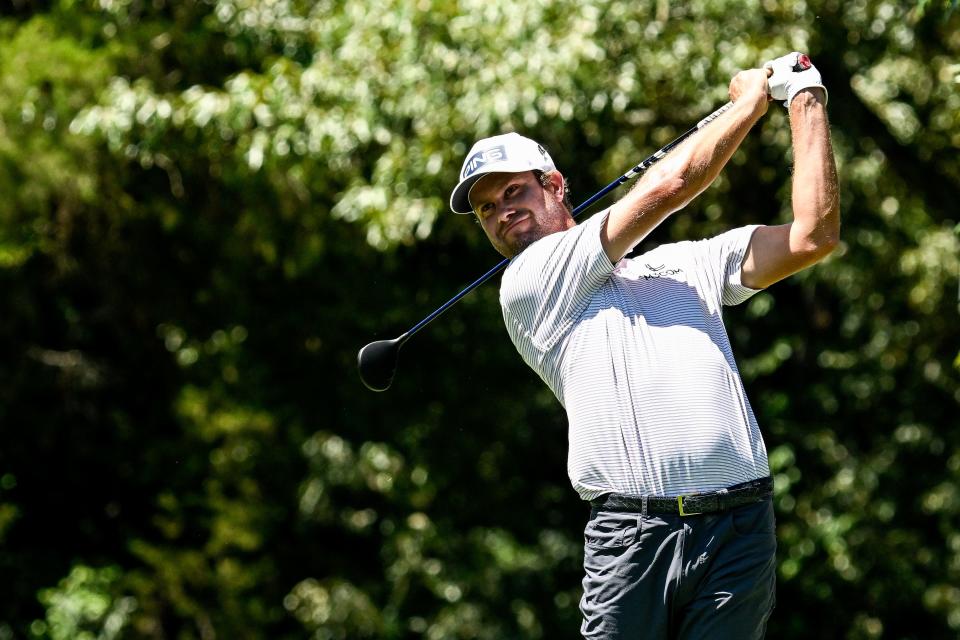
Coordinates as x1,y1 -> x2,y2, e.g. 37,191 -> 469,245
404,100 -> 735,340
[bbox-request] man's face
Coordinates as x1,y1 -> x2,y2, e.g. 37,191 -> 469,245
469,170 -> 573,258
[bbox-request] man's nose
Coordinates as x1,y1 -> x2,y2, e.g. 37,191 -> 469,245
497,203 -> 517,222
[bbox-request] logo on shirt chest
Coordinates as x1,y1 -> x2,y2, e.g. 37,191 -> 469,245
642,263 -> 684,280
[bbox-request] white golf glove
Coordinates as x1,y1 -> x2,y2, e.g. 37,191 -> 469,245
764,52 -> 828,107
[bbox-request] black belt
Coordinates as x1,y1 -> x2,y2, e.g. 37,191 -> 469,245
590,476 -> 774,516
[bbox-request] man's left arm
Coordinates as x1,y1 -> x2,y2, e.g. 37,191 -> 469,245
741,83 -> 840,290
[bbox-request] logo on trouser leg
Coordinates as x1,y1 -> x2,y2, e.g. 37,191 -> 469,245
714,591 -> 734,609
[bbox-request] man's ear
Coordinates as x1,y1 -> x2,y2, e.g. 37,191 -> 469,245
548,171 -> 565,200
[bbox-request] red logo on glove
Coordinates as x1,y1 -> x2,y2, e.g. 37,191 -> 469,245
794,54 -> 812,72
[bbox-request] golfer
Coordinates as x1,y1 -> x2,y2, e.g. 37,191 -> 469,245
448,53 -> 839,639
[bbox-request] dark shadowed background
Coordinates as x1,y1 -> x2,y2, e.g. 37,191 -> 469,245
0,0 -> 958,638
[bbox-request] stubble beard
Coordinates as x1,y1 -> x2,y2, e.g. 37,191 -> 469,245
503,220 -> 540,257
499,217 -> 551,258
500,200 -> 573,258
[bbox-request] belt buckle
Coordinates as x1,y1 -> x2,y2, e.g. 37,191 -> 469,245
677,495 -> 702,516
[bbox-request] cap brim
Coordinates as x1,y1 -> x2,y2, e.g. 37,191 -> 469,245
449,162 -> 549,214
449,173 -> 486,214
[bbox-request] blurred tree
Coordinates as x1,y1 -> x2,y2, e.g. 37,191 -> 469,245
0,0 -> 957,638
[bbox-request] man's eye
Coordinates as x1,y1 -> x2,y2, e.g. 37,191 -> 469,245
506,185 -> 519,196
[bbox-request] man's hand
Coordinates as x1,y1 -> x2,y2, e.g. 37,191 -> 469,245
764,52 -> 828,108
728,68 -> 772,117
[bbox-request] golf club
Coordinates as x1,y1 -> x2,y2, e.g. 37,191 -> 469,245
357,100 -> 735,391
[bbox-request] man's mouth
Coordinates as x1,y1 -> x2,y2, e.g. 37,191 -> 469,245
502,213 -> 530,237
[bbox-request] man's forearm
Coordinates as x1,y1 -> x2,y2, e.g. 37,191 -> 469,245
788,89 -> 840,252
643,96 -> 767,211
602,74 -> 770,262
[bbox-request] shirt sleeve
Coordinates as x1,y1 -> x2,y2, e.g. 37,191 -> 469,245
499,209 -> 615,353
689,224 -> 764,307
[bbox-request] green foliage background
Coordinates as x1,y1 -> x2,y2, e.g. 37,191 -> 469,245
0,0 -> 958,638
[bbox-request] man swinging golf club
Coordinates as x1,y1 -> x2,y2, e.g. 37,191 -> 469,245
448,53 -> 839,639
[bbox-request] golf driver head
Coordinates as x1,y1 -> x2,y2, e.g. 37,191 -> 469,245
357,336 -> 405,392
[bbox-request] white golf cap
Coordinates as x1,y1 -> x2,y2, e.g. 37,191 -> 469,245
449,132 -> 556,214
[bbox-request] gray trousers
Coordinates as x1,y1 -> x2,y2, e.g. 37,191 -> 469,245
580,499 -> 777,639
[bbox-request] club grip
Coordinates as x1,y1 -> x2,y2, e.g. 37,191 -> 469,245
697,101 -> 734,128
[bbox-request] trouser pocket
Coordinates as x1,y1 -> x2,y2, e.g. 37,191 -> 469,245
583,510 -> 640,549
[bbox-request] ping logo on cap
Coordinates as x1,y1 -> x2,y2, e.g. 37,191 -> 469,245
462,145 -> 507,178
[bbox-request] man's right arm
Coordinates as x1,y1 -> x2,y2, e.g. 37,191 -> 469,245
601,68 -> 771,263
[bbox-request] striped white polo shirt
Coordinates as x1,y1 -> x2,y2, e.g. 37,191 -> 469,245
500,209 -> 770,501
